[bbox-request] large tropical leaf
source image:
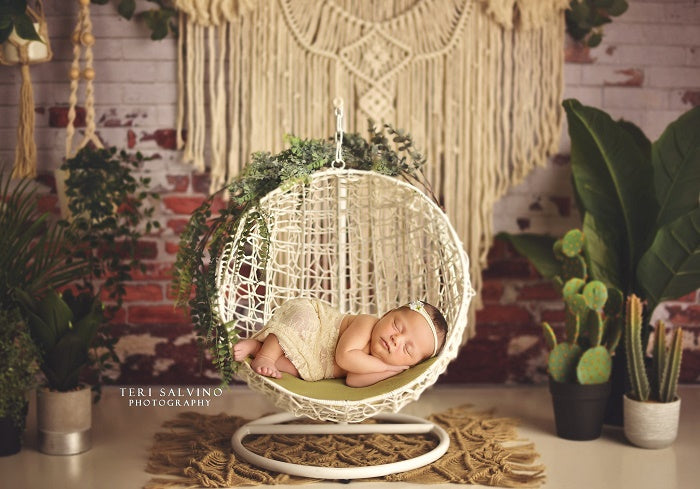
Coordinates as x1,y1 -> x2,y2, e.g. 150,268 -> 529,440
652,106 -> 700,228
496,233 -> 558,279
637,207 -> 700,312
582,213 -> 622,290
563,99 -> 658,294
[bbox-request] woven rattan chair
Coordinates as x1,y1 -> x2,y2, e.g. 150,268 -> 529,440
215,164 -> 474,478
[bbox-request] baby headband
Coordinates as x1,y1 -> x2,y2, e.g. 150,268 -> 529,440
408,300 -> 439,357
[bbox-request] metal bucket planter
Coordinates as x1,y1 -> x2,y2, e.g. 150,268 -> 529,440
37,385 -> 92,455
623,394 -> 681,449
549,377 -> 611,441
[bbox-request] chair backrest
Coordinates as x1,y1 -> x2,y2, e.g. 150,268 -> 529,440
217,169 -> 472,355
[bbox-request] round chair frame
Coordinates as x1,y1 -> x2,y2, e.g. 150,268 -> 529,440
216,168 -> 473,478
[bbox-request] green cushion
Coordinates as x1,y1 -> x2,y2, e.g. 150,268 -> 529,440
255,357 -> 439,401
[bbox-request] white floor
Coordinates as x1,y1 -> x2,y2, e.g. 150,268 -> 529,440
2,384 -> 699,489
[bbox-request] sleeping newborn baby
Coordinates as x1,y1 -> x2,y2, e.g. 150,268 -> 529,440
233,298 -> 448,387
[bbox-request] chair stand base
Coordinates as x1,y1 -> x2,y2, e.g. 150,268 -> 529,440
231,412 -> 450,480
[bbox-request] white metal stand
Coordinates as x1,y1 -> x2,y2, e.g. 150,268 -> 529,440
231,412 -> 450,479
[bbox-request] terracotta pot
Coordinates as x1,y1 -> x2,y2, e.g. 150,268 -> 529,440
623,394 -> 681,449
36,385 -> 92,455
549,377 -> 611,441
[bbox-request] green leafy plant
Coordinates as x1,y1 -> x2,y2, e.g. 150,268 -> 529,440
0,172 -> 87,310
501,101 -> 700,348
15,289 -> 104,392
173,123 -> 432,383
565,0 -> 628,47
59,146 -> 160,389
91,0 -> 177,40
542,229 -> 623,384
0,0 -> 41,44
625,294 -> 683,403
0,308 -> 39,431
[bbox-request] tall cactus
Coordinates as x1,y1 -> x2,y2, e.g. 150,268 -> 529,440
625,294 -> 650,401
624,295 -> 684,403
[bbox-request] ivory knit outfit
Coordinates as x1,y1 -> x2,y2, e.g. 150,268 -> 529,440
253,298 -> 346,381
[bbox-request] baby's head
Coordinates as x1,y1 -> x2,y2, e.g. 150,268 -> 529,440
369,301 -> 448,367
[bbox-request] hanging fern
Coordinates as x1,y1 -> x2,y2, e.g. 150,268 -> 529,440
173,122 -> 433,383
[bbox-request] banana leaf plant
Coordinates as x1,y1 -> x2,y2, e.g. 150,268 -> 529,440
500,100 -> 700,345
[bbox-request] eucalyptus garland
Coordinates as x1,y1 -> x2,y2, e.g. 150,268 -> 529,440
173,122 -> 435,383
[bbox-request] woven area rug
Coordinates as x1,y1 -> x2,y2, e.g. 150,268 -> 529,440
144,405 -> 545,488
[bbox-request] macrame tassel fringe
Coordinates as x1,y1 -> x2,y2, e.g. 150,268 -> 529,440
12,63 -> 37,179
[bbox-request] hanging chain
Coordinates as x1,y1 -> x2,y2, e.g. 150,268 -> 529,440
332,97 -> 345,169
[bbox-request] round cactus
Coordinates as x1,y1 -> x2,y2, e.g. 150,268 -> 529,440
561,229 -> 584,257
566,293 -> 588,318
548,343 -> 582,383
576,345 -> 612,384
561,255 -> 587,282
583,281 -> 608,311
562,278 -> 585,300
604,287 -> 623,317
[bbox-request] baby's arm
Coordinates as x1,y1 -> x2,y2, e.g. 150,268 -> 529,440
336,315 -> 393,374
345,370 -> 406,388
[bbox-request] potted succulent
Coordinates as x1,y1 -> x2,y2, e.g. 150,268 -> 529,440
623,294 -> 683,449
0,308 -> 39,456
15,289 -> 103,455
541,229 -> 623,440
501,102 -> 700,424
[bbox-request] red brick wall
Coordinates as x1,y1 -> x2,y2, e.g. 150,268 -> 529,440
1,1 -> 698,384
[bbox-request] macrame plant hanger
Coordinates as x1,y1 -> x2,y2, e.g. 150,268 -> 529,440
0,0 -> 52,178
57,0 -> 102,217
220,100 -> 474,479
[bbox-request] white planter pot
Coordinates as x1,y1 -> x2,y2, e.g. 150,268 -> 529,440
0,23 -> 51,65
623,394 -> 681,449
36,385 -> 92,455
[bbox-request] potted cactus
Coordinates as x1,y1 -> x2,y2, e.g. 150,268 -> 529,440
623,294 -> 683,449
541,230 -> 623,440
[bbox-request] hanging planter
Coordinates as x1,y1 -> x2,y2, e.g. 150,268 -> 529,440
0,0 -> 52,178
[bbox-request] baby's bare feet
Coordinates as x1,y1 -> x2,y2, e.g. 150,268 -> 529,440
233,339 -> 261,362
251,355 -> 281,378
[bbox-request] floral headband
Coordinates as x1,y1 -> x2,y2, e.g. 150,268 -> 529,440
408,300 -> 439,357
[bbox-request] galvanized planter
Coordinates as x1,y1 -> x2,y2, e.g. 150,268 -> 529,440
36,385 -> 92,455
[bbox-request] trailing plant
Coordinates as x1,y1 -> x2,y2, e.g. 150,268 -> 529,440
15,289 -> 103,392
542,229 -> 623,384
0,172 -> 87,310
91,0 -> 177,40
565,0 -> 628,47
60,145 -> 160,391
625,294 -> 683,403
0,307 -> 39,431
501,101 -> 700,349
0,0 -> 41,44
173,122 -> 431,383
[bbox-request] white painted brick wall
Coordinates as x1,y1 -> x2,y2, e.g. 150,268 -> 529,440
0,1 -> 697,235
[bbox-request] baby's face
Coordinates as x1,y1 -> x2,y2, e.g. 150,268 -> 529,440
369,308 -> 435,367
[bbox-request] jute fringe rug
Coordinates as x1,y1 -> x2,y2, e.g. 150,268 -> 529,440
144,405 -> 545,488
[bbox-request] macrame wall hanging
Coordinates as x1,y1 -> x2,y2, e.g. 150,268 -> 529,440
0,0 -> 52,178
172,0 -> 569,337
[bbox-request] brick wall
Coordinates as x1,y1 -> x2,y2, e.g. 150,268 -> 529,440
1,1 -> 698,385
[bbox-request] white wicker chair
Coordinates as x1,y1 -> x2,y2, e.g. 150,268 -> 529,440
216,167 -> 474,479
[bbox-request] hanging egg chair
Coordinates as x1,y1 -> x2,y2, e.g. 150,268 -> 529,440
215,103 -> 474,479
